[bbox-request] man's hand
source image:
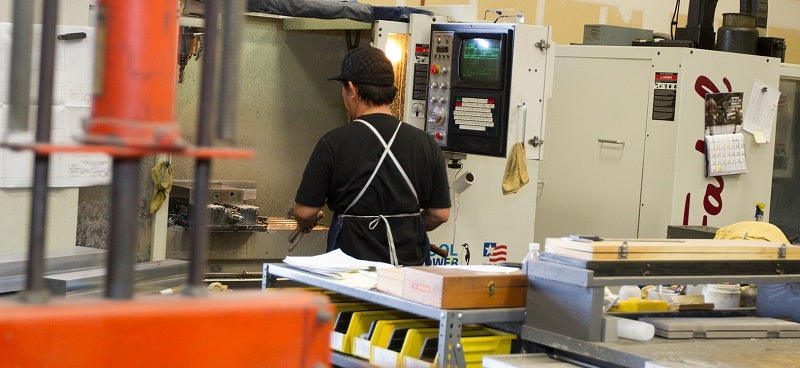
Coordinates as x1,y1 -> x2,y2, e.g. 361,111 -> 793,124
293,203 -> 324,233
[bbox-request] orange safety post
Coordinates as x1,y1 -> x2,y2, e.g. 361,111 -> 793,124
86,0 -> 184,150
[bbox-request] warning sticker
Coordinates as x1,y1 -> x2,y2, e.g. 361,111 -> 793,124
653,72 -> 677,121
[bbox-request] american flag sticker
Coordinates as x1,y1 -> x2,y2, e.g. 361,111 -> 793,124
484,242 -> 508,263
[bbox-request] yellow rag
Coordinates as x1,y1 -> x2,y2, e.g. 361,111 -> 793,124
714,221 -> 790,243
149,160 -> 174,213
502,142 -> 529,195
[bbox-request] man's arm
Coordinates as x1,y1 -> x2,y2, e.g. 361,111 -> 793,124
421,207 -> 450,231
293,203 -> 324,233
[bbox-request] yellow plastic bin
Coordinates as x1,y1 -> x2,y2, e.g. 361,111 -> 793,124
340,309 -> 415,356
329,302 -> 386,352
401,326 -> 515,368
368,318 -> 440,367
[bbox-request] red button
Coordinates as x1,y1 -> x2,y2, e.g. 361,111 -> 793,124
434,132 -> 443,140
430,65 -> 440,75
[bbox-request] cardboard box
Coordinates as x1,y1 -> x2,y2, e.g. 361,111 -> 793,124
401,266 -> 527,309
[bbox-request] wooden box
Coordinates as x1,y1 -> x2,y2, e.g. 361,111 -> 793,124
375,267 -> 405,298
544,238 -> 799,261
401,266 -> 527,309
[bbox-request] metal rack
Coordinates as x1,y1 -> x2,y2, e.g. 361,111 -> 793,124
522,256 -> 800,368
263,263 -> 526,368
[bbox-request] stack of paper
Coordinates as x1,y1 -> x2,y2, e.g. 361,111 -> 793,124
283,249 -> 394,276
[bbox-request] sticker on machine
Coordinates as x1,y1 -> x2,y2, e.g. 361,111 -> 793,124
653,72 -> 678,121
454,96 -> 495,130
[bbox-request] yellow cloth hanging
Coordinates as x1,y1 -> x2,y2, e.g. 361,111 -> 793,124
714,221 -> 790,243
149,160 -> 174,213
502,142 -> 529,195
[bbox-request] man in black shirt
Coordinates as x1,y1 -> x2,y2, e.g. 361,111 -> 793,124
293,47 -> 451,266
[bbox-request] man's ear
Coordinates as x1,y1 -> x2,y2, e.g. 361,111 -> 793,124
344,81 -> 357,96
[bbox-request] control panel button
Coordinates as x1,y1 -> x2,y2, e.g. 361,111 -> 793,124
430,65 -> 441,75
434,132 -> 443,140
428,106 -> 446,125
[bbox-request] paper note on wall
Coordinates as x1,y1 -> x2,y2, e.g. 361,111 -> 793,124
743,79 -> 780,144
0,22 -> 110,188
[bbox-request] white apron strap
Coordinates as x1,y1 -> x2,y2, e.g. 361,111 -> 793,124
338,119 -> 422,266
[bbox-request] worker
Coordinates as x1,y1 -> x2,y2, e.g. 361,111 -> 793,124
293,46 -> 451,266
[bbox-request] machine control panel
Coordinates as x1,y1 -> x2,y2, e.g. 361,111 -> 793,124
426,31 -> 454,146
411,44 -> 431,114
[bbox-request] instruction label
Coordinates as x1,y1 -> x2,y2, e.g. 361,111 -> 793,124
653,72 -> 678,121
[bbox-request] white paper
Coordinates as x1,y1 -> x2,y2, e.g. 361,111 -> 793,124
0,23 -> 110,188
283,249 -> 394,275
704,133 -> 748,177
743,80 -> 780,143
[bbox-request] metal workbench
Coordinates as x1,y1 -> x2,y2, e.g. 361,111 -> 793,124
262,263 -> 526,368
522,255 -> 800,368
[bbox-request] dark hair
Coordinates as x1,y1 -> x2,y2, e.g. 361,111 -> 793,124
343,81 -> 397,106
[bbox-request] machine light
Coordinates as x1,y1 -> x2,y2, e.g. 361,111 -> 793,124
384,36 -> 404,65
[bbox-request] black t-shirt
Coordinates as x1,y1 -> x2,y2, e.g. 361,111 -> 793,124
295,113 -> 451,265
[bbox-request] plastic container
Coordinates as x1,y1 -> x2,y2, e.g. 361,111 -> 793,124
647,288 -> 678,301
611,298 -> 669,313
703,284 -> 741,309
401,326 -> 515,368
617,318 -> 655,341
520,243 -> 540,275
618,285 -> 642,300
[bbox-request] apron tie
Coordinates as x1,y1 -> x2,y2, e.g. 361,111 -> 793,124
343,213 -> 416,266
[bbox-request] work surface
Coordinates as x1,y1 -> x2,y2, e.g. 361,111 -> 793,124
527,326 -> 800,368
609,336 -> 800,368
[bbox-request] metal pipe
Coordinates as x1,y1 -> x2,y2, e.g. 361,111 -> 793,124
216,0 -> 245,140
8,0 -> 34,132
104,159 -> 142,299
21,0 -> 59,304
87,0 -> 182,149
186,0 -> 222,296
196,0 -> 220,148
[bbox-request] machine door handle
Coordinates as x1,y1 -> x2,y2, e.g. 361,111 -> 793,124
598,138 -> 625,145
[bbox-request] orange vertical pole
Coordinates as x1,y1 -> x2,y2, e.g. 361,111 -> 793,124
87,0 -> 184,150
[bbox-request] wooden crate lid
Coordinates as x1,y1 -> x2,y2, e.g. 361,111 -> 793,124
544,237 -> 799,261
404,266 -> 527,286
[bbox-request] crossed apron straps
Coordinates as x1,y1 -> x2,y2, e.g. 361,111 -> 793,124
338,119 -> 420,266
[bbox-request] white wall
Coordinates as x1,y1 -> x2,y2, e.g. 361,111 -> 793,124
0,0 -> 93,26
0,0 -> 93,255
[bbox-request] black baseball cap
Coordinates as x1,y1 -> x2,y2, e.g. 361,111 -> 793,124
327,47 -> 395,87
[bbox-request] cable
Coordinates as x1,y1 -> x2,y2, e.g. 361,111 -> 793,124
483,9 -> 502,21
671,0 -> 681,40
449,168 -> 463,264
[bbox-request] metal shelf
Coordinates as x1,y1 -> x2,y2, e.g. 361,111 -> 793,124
524,257 -> 800,367
263,263 -> 526,367
530,257 -> 800,288
331,352 -> 380,368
